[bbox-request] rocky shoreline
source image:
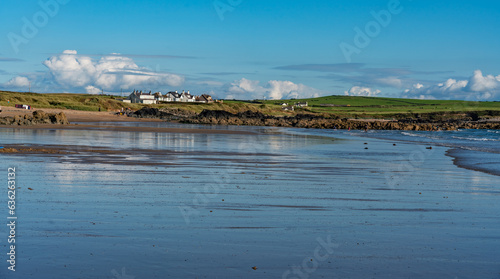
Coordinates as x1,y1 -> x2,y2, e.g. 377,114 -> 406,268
0,110 -> 69,126
131,108 -> 500,131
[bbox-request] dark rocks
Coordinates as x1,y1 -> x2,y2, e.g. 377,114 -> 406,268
128,106 -> 500,131
0,111 -> 69,126
132,108 -> 167,118
52,112 -> 69,125
32,110 -> 47,120
198,109 -> 235,119
130,107 -> 196,120
184,109 -> 500,131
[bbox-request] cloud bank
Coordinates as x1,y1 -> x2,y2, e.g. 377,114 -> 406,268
4,53 -> 498,101
5,76 -> 30,87
344,86 -> 381,97
2,50 -> 322,100
3,50 -> 184,94
225,78 -> 321,100
403,70 -> 500,100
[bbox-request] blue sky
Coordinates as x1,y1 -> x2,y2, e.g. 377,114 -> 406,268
1,0 -> 500,100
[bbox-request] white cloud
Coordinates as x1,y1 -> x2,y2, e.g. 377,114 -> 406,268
344,86 -> 381,97
268,80 -> 308,100
226,78 -> 320,100
228,78 -> 261,95
29,50 -> 184,93
5,76 -> 30,88
85,85 -> 101,94
43,51 -> 96,87
466,70 -> 500,92
402,70 -> 500,100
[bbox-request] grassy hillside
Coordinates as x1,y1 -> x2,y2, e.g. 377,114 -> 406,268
0,91 -> 139,111
261,96 -> 500,118
1,90 -> 499,119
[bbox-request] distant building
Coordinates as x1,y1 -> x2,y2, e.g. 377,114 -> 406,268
154,92 -> 163,101
179,90 -> 196,102
128,90 -> 157,104
196,94 -> 214,103
294,102 -> 308,107
154,90 -> 197,103
125,89 -> 210,104
282,106 -> 294,111
161,91 -> 178,102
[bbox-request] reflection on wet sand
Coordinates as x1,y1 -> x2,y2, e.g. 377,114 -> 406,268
1,124 -> 500,278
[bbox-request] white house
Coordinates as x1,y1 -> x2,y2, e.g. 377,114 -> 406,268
126,89 -> 203,104
128,90 -> 157,104
154,92 -> 163,102
294,102 -> 308,107
163,91 -> 179,102
179,90 -> 195,102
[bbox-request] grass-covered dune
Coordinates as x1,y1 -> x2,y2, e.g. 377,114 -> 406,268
1,90 -> 499,120
0,91 -> 140,111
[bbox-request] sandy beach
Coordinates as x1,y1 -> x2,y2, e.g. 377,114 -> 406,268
0,107 -> 257,135
0,106 -> 150,123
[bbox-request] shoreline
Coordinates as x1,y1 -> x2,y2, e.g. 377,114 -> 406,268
353,130 -> 500,177
2,120 -> 498,177
2,106 -> 500,131
446,148 -> 500,177
2,107 -> 499,177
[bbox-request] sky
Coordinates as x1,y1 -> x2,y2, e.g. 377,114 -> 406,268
1,0 -> 500,100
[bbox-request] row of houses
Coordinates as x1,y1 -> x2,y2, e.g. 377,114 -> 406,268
281,102 -> 308,111
123,90 -> 213,104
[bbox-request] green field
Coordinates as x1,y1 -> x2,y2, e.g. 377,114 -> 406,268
1,91 -> 499,119
259,96 -> 500,118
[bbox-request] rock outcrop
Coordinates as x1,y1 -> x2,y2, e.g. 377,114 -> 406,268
128,107 -> 500,131
129,107 -> 197,120
183,110 -> 500,131
0,111 -> 69,126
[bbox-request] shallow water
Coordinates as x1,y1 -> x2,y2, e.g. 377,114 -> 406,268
1,124 -> 499,278
348,129 -> 500,177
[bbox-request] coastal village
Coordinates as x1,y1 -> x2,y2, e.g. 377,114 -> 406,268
121,89 -> 310,111
122,90 -> 215,105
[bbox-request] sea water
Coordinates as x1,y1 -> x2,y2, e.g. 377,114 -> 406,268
348,129 -> 500,176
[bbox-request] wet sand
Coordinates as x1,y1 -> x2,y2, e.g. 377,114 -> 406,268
1,122 -> 499,278
0,143 -> 282,166
0,123 -> 257,135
